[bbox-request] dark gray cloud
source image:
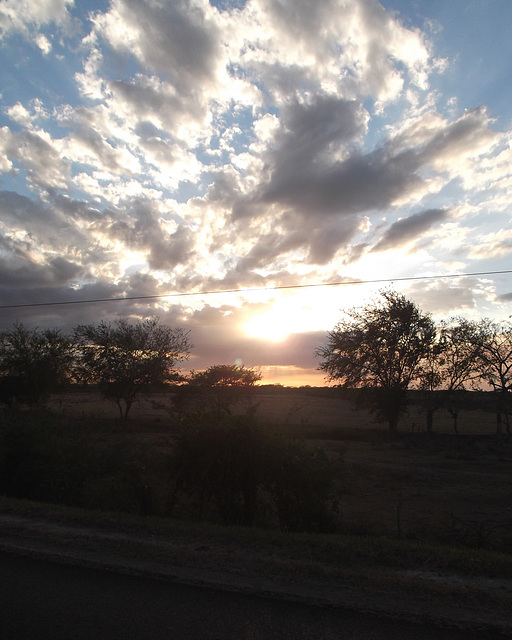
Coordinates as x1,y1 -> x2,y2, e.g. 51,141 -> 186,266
258,144 -> 421,218
421,107 -> 494,165
106,199 -> 195,270
372,208 -> 449,252
306,218 -> 362,264
231,104 -> 495,228
259,96 -> 366,208
228,95 -> 426,223
0,191 -> 109,268
0,254 -> 83,288
100,0 -> 221,96
406,281 -> 478,315
0,190 -> 57,227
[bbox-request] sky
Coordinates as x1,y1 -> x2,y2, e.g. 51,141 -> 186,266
0,0 -> 511,386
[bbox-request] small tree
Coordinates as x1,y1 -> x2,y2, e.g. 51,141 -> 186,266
317,290 -> 436,431
468,319 -> 512,435
188,364 -> 262,415
75,317 -> 191,420
417,318 -> 482,433
0,322 -> 75,406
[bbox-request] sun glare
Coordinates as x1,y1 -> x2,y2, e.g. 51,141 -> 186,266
244,310 -> 290,341
243,293 -> 339,342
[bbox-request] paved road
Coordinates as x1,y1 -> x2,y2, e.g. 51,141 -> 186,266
0,552 -> 501,640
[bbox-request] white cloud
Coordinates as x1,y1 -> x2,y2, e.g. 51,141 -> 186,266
35,33 -> 52,54
0,0 -> 73,39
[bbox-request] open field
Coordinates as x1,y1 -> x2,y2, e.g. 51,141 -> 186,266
49,387 -> 501,433
3,388 -> 512,632
42,388 -> 512,551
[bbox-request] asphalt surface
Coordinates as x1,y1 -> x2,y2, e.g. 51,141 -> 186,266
1,551 -> 504,640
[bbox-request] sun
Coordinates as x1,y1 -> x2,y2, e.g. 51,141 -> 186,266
243,289 -> 349,342
244,309 -> 290,341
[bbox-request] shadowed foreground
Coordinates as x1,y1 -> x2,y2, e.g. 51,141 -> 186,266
0,552 -> 502,640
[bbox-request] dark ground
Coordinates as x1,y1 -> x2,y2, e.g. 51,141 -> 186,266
0,552 -> 503,640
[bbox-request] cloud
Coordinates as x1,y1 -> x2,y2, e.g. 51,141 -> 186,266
0,0 -> 511,381
0,0 -> 73,40
0,253 -> 84,288
405,280 -> 480,316
93,0 -> 221,98
99,198 -> 196,271
178,302 -> 326,372
372,208 -> 449,252
468,229 -> 512,260
0,190 -> 102,259
245,0 -> 432,104
0,128 -> 70,190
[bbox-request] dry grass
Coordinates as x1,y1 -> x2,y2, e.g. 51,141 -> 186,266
44,388 -> 512,552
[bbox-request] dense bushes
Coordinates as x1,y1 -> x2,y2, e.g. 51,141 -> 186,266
171,412 -> 340,532
0,409 -> 89,505
0,408 -> 341,533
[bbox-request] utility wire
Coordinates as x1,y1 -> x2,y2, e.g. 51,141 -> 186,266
0,269 -> 511,310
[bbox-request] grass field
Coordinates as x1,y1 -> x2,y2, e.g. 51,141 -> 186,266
3,388 -> 511,632
42,387 -> 512,552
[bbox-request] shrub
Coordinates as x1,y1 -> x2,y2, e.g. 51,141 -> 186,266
171,412 -> 341,531
0,409 -> 89,504
267,439 -> 340,533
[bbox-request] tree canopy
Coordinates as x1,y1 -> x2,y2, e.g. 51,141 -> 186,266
416,318 -> 483,432
317,290 -> 436,430
75,317 -> 191,420
188,364 -> 262,415
0,322 -> 75,405
466,318 -> 512,434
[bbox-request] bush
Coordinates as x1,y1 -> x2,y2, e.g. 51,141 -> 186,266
171,412 -> 341,531
172,413 -> 264,525
0,409 -> 89,504
0,408 -> 341,532
268,440 -> 340,533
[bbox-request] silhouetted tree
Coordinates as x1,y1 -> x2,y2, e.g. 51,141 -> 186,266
467,319 -> 512,435
417,318 -> 482,433
317,290 -> 436,431
75,317 -> 191,420
0,322 -> 75,406
188,363 -> 262,415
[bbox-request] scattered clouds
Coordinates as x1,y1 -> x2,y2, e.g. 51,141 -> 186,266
0,0 -> 511,384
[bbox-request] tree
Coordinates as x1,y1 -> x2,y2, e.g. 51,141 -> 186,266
468,319 -> 512,435
416,318 -> 483,433
317,290 -> 436,431
0,322 -> 75,406
187,364 -> 262,415
75,317 -> 191,420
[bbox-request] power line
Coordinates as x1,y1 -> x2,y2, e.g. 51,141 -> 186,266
0,269 -> 511,310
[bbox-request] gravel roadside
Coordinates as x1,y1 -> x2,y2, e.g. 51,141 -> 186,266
0,510 -> 511,636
